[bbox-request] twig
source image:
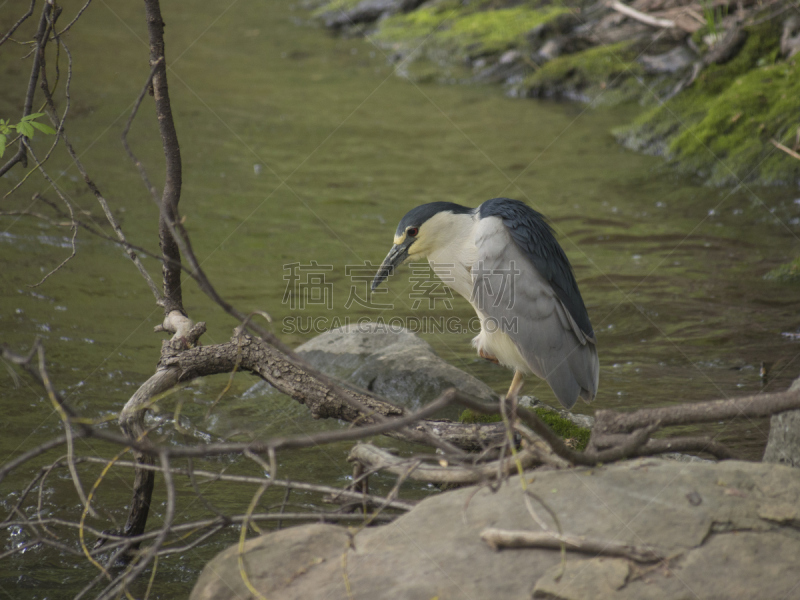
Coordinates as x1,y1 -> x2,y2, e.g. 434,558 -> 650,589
36,52 -> 162,302
0,0 -> 36,47
607,1 -> 675,28
481,528 -> 669,563
0,0 -> 53,177
771,138 -> 800,161
121,58 -> 163,205
55,0 -> 93,36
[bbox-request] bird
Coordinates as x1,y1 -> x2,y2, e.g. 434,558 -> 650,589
371,198 -> 598,409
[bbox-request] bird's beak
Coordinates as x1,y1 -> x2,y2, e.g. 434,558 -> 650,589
372,239 -> 413,290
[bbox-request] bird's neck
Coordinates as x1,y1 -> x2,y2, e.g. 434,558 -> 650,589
423,212 -> 478,300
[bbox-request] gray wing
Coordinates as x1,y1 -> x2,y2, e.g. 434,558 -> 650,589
472,216 -> 598,409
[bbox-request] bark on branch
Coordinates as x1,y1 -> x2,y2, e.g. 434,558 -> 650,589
348,442 -> 541,484
592,389 -> 800,434
143,0 -> 184,316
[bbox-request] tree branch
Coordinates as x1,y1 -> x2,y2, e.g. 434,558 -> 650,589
0,0 -> 54,177
143,0 -> 184,316
481,527 -> 669,563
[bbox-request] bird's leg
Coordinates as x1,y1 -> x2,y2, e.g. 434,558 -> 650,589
504,371 -> 525,421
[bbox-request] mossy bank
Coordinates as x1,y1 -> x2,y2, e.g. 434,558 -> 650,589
312,0 -> 800,187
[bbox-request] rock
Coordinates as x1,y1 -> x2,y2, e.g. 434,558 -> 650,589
534,34 -> 595,62
321,0 -> 425,30
293,322 -> 498,416
763,376 -> 800,467
191,459 -> 800,600
781,15 -> 800,58
638,45 -> 695,73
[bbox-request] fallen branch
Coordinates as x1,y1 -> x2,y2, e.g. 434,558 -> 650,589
348,442 -> 541,484
593,388 -> 800,434
607,1 -> 675,29
481,528 -> 669,563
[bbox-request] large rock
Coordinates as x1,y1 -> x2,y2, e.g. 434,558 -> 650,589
191,459 -> 800,600
294,322 -> 497,414
763,376 -> 800,467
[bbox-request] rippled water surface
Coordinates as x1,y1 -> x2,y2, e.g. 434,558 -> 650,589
2,1 -> 800,597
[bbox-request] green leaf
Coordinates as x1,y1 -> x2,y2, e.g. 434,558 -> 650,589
20,112 -> 45,122
16,121 -> 34,139
0,134 -> 6,158
30,121 -> 56,134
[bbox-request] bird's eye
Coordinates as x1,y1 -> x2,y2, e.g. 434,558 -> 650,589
407,227 -> 419,237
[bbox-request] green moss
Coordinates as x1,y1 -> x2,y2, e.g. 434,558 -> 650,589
376,4 -> 568,57
459,408 -> 503,424
311,0 -> 365,18
524,42 -> 643,104
764,257 -> 800,283
442,6 -> 569,55
533,408 -> 591,451
616,20 -> 799,185
374,5 -> 461,44
458,407 -> 591,451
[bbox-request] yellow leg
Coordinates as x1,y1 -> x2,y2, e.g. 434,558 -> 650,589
505,370 -> 525,403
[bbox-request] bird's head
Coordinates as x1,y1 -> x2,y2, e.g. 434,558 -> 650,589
371,202 -> 472,290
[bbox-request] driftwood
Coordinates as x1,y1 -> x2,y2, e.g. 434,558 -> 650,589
348,442 -> 542,484
481,528 -> 669,563
607,1 -> 676,28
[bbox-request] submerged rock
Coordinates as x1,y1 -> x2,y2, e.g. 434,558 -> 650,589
293,322 -> 497,415
191,459 -> 800,600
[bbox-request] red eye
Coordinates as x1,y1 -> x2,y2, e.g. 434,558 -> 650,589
407,227 -> 419,237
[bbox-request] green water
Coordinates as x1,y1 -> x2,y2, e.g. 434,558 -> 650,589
2,1 -> 800,597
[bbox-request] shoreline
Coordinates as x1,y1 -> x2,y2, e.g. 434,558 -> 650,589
310,0 -> 800,188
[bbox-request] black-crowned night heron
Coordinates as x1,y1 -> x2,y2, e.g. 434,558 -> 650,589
372,198 -> 598,409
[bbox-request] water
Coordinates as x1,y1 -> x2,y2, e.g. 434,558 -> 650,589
1,1 -> 799,597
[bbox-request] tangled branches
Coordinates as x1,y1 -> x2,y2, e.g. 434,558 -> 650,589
3,1 -> 800,599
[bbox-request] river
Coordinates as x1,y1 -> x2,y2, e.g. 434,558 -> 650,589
1,1 -> 799,597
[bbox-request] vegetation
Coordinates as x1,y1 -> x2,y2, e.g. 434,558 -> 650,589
375,3 -> 569,58
765,257 -> 800,283
0,113 -> 55,157
459,406 -> 592,451
524,42 -> 643,104
316,0 -> 799,187
616,21 -> 800,185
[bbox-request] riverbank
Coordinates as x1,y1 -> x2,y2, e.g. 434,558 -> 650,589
311,0 -> 800,187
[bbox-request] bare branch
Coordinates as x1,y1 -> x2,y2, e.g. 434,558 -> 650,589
348,443 -> 541,484
143,0 -> 184,316
55,0 -> 92,37
0,0 -> 36,47
121,58 -> 163,205
481,527 -> 670,563
593,389 -> 800,434
771,138 -> 800,161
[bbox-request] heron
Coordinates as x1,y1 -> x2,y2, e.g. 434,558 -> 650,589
371,198 -> 598,409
